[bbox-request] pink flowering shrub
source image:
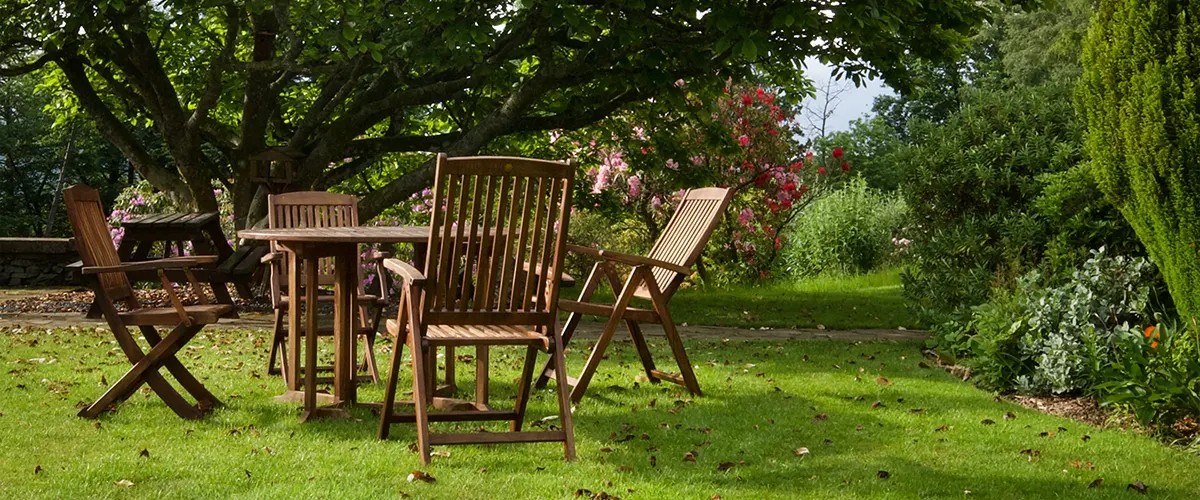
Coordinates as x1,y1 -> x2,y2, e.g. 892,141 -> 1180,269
545,81 -> 852,282
108,181 -> 237,253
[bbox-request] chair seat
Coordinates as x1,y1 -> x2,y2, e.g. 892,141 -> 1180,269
387,320 -> 550,349
279,294 -> 381,308
119,304 -> 234,326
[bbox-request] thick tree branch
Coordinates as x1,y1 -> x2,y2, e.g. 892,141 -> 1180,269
57,55 -> 192,205
289,56 -> 365,148
188,4 -> 241,133
343,133 -> 462,158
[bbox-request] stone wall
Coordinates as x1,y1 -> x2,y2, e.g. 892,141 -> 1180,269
0,238 -> 79,286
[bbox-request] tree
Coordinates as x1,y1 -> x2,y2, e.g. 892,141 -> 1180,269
1,0 -> 1024,226
0,73 -> 128,236
801,74 -> 851,142
1079,0 -> 1200,323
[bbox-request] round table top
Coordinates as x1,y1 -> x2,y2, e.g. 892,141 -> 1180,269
238,225 -> 428,244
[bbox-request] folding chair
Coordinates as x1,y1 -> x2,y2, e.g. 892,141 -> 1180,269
378,154 -> 577,465
536,187 -> 734,402
64,184 -> 226,419
262,192 -> 389,387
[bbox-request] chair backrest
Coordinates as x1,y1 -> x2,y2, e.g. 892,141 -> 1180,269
266,192 -> 361,301
63,184 -> 135,304
420,154 -> 575,329
644,187 -> 734,297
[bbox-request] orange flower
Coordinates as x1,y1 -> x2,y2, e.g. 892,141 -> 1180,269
1151,340 -> 1159,349
1144,325 -> 1158,338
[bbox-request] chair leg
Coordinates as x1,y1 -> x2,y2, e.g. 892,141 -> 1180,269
642,267 -> 702,396
551,330 -> 577,461
267,309 -> 284,377
536,262 -> 602,388
81,324 -> 204,419
510,346 -> 539,431
409,333 -> 432,465
625,320 -> 659,382
570,269 -> 643,403
378,290 -> 409,441
139,326 -> 221,409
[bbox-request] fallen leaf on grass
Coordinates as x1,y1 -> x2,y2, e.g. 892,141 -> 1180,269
114,479 -> 134,488
1081,435 -> 1091,442
935,425 -> 949,432
812,413 -> 829,422
794,447 -> 810,456
431,450 -> 451,458
1003,412 -> 1017,421
871,401 -> 885,409
717,462 -> 736,471
910,408 -> 925,414
1020,449 -> 1041,462
139,449 -> 149,458
1070,461 -> 1095,470
1127,481 -> 1148,494
1087,478 -> 1103,488
980,419 -> 995,425
877,471 -> 890,479
650,455 -> 657,467
875,377 -> 892,385
617,465 -> 634,473
34,465 -> 41,474
683,451 -> 697,462
407,470 -> 436,483
599,447 -> 613,453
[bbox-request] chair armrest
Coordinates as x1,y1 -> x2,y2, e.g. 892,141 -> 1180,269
367,250 -> 392,261
598,249 -> 692,275
260,251 -> 284,264
565,243 -> 602,258
81,256 -> 219,275
520,262 -> 576,288
383,258 -> 426,285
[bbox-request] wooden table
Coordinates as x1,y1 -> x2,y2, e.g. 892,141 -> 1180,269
80,212 -> 265,318
239,226 -> 428,421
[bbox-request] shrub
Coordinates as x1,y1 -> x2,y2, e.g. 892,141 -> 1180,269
961,248 -> 1160,394
783,176 -> 908,277
1097,321 -> 1200,431
1080,0 -> 1200,325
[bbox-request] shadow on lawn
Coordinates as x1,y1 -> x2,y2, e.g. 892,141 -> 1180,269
19,330 -> 1190,497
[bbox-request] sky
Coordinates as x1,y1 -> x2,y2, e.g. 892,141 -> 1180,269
798,56 -> 893,134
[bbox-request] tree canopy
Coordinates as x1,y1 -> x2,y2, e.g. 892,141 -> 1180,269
1,0 -> 1023,225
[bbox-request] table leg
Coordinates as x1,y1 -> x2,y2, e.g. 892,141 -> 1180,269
287,252 -> 302,391
333,245 -> 356,404
301,252 -> 319,422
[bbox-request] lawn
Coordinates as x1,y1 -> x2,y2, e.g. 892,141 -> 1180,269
2,325 -> 1198,498
583,268 -> 918,330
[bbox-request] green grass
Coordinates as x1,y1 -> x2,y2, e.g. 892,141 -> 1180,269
583,268 -> 917,330
3,325 -> 1198,498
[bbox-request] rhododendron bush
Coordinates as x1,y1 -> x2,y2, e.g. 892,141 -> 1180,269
542,81 -> 852,283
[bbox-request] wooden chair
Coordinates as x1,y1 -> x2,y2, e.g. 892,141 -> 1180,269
63,184 -> 226,419
262,192 -> 389,387
378,154 -> 576,465
536,187 -> 734,402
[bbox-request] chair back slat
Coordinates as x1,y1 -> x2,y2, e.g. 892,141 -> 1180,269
645,187 -> 734,297
421,155 -> 574,329
267,192 -> 361,301
63,185 -> 135,303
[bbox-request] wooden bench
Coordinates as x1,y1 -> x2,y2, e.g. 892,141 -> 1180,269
71,212 -> 267,317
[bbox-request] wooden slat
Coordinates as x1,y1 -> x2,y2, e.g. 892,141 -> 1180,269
428,430 -> 567,445
386,410 -> 520,423
507,177 -> 535,310
473,176 -> 499,310
496,177 -> 523,311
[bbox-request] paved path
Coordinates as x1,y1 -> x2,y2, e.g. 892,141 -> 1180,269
0,311 -> 926,342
